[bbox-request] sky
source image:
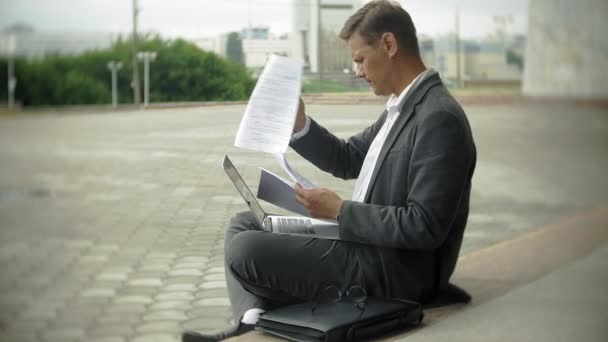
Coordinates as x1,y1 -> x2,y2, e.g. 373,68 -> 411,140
0,0 -> 529,39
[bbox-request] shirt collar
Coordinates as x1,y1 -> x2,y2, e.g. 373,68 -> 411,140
386,68 -> 434,117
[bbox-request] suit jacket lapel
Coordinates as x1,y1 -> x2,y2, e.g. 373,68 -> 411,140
363,73 -> 442,203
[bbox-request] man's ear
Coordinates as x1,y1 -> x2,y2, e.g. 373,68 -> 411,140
381,32 -> 398,58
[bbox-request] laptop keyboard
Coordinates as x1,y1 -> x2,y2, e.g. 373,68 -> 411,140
277,217 -> 316,234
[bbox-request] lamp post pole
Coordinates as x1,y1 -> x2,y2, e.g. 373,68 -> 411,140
5,34 -> 17,109
316,0 -> 322,93
8,59 -> 16,109
107,61 -> 123,108
137,51 -> 157,107
132,0 -> 141,105
455,9 -> 462,88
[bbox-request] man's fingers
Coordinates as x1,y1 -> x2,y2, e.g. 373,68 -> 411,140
295,183 -> 311,207
294,183 -> 310,197
294,182 -> 303,193
295,194 -> 310,207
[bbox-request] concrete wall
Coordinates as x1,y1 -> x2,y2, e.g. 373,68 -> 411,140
523,0 -> 608,98
242,38 -> 293,68
292,0 -> 357,72
292,0 -> 310,68
194,34 -> 229,58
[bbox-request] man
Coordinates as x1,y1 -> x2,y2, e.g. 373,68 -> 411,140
183,1 -> 476,341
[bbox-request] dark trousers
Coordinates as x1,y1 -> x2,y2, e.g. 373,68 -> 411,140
224,211 -> 428,321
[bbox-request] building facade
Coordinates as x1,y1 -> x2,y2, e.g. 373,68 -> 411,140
194,35 -> 229,58
242,38 -> 293,69
195,29 -> 293,71
426,36 -> 523,84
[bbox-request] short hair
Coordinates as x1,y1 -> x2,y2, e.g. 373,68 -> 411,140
339,0 -> 420,56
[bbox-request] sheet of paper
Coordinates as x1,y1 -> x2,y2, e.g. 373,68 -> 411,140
274,153 -> 316,189
256,168 -> 310,217
234,55 -> 303,154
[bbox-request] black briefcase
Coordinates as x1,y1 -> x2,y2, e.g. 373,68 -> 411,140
255,296 -> 423,342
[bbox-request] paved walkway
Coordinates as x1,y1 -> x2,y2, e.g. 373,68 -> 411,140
0,101 -> 607,341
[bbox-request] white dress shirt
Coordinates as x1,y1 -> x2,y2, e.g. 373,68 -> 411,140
351,69 -> 433,202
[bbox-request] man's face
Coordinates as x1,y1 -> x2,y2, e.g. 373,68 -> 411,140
348,32 -> 391,96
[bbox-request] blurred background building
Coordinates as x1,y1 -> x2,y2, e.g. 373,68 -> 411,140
194,35 -> 230,58
196,0 -> 359,73
242,36 -> 292,70
421,34 -> 525,86
1,2 -> 528,90
2,0 -> 607,105
0,23 -> 115,59
194,28 -> 293,71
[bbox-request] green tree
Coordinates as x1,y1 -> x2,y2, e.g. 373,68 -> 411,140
59,71 -> 110,105
4,35 -> 255,107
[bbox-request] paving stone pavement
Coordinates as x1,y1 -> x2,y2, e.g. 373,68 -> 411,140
0,102 -> 607,341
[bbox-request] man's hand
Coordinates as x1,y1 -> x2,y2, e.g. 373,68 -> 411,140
293,97 -> 307,133
295,183 -> 343,220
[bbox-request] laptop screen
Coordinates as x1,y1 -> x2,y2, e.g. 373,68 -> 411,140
222,155 -> 266,225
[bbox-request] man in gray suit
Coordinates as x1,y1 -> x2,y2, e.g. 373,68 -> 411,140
183,1 -> 476,341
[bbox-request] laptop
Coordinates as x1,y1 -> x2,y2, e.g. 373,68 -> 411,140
222,155 -> 340,240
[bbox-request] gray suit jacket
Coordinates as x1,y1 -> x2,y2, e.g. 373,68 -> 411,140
290,73 -> 476,298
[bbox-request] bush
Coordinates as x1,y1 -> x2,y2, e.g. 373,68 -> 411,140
1,36 -> 256,107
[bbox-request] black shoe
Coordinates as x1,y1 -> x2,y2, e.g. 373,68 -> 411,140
182,323 -> 255,342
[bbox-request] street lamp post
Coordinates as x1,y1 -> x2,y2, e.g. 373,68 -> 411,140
455,10 -> 462,88
137,51 -> 157,107
132,0 -> 141,105
8,59 -> 16,109
107,61 -> 123,108
4,34 -> 17,109
316,0 -> 322,93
